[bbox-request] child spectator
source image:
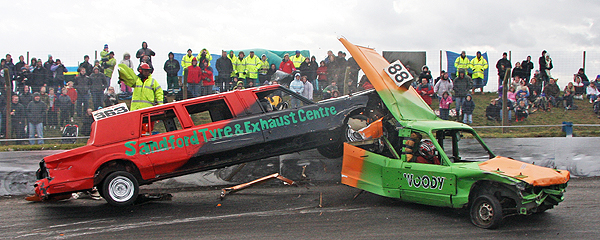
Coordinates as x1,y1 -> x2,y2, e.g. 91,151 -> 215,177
439,91 -> 452,120
587,82 -> 599,103
461,94 -> 475,124
507,86 -> 517,103
532,91 -> 549,112
515,100 -> 529,122
417,78 -> 434,105
563,82 -> 576,110
515,80 -> 530,98
486,99 -> 501,121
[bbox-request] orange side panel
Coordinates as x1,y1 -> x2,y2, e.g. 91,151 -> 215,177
341,143 -> 367,188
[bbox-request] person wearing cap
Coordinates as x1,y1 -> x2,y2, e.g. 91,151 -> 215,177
26,92 -> 48,144
196,48 -> 212,67
216,50 -> 233,91
136,41 -> 156,64
181,49 -> 195,69
104,51 -> 117,85
258,54 -> 270,85
470,51 -> 488,94
100,44 -> 110,62
496,52 -> 512,88
164,52 -> 181,93
244,51 -> 261,86
118,62 -> 163,110
185,57 -> 202,98
290,50 -> 305,69
79,55 -> 93,76
289,73 -> 304,108
279,53 -> 296,74
234,51 -> 247,83
454,51 -> 470,77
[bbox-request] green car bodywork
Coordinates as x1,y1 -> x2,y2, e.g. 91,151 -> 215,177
338,37 -> 569,228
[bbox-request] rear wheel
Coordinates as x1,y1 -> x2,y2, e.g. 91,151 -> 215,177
102,171 -> 139,206
317,114 -> 368,159
470,194 -> 503,229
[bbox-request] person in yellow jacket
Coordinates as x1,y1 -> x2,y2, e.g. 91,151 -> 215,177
196,48 -> 212,66
234,51 -> 246,83
244,51 -> 262,86
290,50 -> 305,69
181,49 -> 195,69
454,51 -> 470,77
470,51 -> 488,94
259,54 -> 270,85
118,63 -> 164,111
227,50 -> 237,78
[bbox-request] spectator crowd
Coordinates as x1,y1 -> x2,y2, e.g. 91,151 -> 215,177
2,44 -> 600,144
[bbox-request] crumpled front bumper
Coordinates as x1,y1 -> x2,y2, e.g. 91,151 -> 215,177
518,183 -> 568,214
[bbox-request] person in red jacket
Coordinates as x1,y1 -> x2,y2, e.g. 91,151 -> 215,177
279,53 -> 296,74
200,60 -> 214,96
416,78 -> 434,105
316,61 -> 328,92
186,58 -> 202,98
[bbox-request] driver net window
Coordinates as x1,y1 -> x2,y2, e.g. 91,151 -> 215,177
185,99 -> 234,126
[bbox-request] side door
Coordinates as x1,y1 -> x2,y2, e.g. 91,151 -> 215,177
183,97 -> 265,160
136,107 -> 190,176
398,131 -> 457,207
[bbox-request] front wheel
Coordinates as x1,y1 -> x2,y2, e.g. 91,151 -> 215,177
102,171 -> 139,206
470,194 -> 503,229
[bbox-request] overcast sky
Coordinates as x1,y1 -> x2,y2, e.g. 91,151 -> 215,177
2,0 -> 599,89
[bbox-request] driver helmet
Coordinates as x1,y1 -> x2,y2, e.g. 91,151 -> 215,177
418,139 -> 437,160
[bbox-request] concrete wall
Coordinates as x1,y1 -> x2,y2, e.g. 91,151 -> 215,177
2,137 -> 599,196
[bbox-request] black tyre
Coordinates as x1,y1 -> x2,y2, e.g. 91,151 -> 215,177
102,171 -> 139,206
317,114 -> 368,159
470,194 -> 503,229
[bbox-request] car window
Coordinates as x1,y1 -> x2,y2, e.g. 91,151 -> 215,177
434,130 -> 493,162
254,87 -> 311,112
185,99 -> 234,126
141,109 -> 182,136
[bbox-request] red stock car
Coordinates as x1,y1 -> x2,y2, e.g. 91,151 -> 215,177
33,85 -> 377,205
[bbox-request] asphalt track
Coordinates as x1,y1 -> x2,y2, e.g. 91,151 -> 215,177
1,177 -> 598,239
